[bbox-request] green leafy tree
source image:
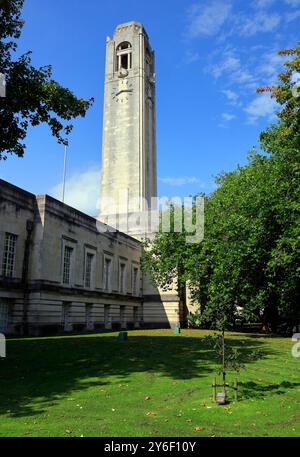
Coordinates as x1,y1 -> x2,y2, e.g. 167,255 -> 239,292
142,203 -> 190,301
142,43 -> 300,333
0,0 -> 93,159
256,44 -> 300,329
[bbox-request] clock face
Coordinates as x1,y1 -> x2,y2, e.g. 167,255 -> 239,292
111,79 -> 133,104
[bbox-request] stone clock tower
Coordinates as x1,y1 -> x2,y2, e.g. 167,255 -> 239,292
100,22 -> 157,229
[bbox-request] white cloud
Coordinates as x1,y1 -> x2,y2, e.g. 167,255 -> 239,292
50,165 -> 101,216
187,1 -> 232,37
257,51 -> 285,79
291,71 -> 300,83
244,93 -> 278,123
286,9 -> 300,21
222,89 -> 239,103
185,50 -> 200,64
185,0 -> 296,128
208,48 -> 257,89
254,0 -> 276,8
209,43 -> 288,102
237,12 -> 281,37
209,49 -> 241,79
285,0 -> 300,6
218,112 -> 236,128
159,176 -> 203,186
221,112 -> 236,121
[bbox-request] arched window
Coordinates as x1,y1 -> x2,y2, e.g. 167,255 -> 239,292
116,41 -> 132,71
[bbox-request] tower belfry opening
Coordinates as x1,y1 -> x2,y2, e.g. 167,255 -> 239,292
116,41 -> 132,70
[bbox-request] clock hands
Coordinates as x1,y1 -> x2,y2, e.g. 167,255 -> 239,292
114,89 -> 133,97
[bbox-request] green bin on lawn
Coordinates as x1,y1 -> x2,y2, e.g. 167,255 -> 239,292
117,331 -> 128,341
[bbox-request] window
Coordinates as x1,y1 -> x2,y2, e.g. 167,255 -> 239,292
63,246 -> 73,284
62,302 -> 71,331
121,54 -> 129,70
0,303 -> 9,332
118,41 -> 131,50
139,303 -> 144,323
119,263 -> 126,294
133,267 -> 139,295
104,304 -> 111,329
133,306 -> 138,326
104,257 -> 112,291
120,305 -> 126,328
2,233 -> 17,278
116,41 -> 132,71
85,304 -> 93,330
85,253 -> 94,288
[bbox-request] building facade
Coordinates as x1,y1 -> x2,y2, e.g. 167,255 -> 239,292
0,179 -> 182,335
0,180 -> 143,335
0,22 -> 184,336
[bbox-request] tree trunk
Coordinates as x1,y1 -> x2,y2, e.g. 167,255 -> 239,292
222,329 -> 226,392
261,291 -> 279,334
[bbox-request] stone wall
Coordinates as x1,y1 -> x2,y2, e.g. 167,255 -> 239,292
0,179 -> 181,335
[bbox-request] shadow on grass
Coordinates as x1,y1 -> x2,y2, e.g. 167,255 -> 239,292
0,332 -> 272,418
239,380 -> 300,400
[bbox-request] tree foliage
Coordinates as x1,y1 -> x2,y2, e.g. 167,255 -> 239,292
0,0 -> 93,159
142,43 -> 300,333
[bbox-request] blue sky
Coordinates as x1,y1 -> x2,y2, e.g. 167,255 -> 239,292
1,0 -> 300,214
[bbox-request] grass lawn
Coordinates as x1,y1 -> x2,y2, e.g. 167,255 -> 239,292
0,329 -> 299,437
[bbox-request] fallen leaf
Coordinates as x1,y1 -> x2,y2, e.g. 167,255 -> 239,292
144,396 -> 150,401
146,412 -> 156,416
194,426 -> 204,431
